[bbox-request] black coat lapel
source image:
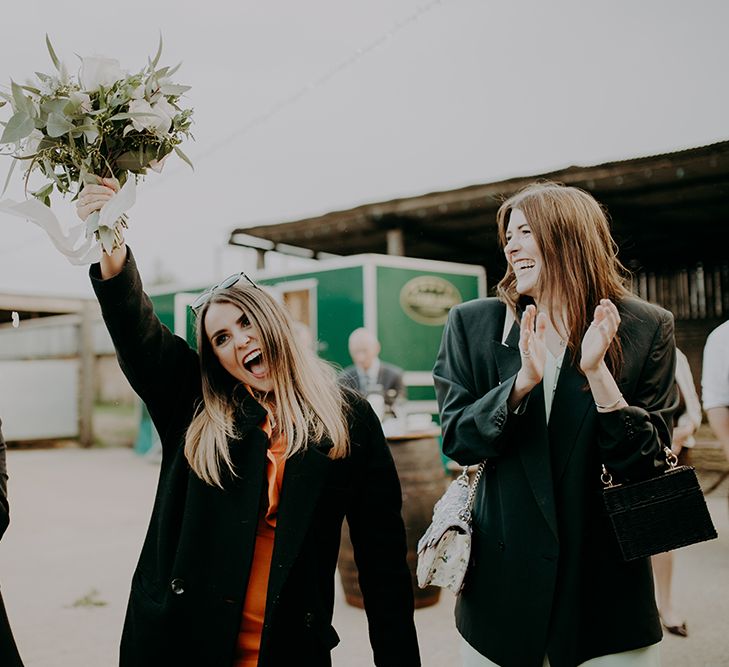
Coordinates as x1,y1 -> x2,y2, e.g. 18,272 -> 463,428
548,355 -> 594,482
264,441 -> 333,612
516,382 -> 558,540
492,321 -> 521,385
198,390 -> 269,599
183,425 -> 268,601
491,325 -> 558,540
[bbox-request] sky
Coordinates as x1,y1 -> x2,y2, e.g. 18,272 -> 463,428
1,0 -> 728,297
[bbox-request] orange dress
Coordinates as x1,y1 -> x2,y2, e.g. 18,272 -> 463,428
233,414 -> 287,667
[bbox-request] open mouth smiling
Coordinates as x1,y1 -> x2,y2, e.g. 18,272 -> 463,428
242,349 -> 266,376
514,259 -> 536,273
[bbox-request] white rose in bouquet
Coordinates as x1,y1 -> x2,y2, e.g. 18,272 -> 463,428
80,56 -> 125,92
128,96 -> 176,135
152,97 -> 177,134
69,91 -> 93,113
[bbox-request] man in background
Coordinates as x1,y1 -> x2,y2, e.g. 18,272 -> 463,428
339,328 -> 405,417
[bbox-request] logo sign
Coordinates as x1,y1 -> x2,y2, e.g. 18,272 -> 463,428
399,276 -> 462,326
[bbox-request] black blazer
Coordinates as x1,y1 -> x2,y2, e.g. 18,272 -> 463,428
90,250 -> 420,667
434,297 -> 678,667
0,420 -> 24,667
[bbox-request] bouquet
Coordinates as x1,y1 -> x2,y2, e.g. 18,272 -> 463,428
0,35 -> 193,256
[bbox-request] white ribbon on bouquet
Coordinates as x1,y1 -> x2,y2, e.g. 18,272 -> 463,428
0,178 -> 136,265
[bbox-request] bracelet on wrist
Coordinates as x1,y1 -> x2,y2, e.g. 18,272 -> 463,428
595,394 -> 624,411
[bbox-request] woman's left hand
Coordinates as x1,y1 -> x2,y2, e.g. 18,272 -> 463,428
580,299 -> 621,374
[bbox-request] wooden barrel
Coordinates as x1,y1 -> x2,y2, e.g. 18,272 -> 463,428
338,428 -> 447,609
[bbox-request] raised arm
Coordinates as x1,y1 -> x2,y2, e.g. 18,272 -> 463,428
78,180 -> 201,445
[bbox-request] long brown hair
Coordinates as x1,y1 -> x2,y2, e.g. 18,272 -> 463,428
185,285 -> 349,487
496,181 -> 632,375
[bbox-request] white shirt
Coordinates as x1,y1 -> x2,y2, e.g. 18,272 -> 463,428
701,320 -> 729,411
543,345 -> 566,422
501,308 -> 566,420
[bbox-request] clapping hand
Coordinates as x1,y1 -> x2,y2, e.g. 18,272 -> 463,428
518,304 -> 548,388
580,299 -> 620,373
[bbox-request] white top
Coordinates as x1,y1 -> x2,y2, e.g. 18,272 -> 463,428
543,345 -> 566,421
701,320 -> 729,411
675,348 -> 702,447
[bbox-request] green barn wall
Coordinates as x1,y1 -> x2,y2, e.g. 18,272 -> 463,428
375,266 -> 481,371
260,266 -> 364,369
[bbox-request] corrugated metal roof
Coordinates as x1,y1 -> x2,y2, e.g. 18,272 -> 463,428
231,140 -> 729,273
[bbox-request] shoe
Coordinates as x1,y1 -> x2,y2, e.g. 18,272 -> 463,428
662,621 -> 688,637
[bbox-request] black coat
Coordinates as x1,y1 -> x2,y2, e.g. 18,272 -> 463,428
90,250 -> 420,667
433,297 -> 678,667
0,419 -> 24,667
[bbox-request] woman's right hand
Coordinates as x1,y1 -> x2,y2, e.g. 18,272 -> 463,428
509,304 -> 547,409
76,176 -> 127,278
517,305 -> 547,384
75,177 -> 120,222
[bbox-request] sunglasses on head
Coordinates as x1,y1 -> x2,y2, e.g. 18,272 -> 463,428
191,271 -> 259,313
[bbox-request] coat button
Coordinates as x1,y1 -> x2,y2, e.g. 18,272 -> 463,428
304,612 -> 315,627
170,578 -> 185,595
497,541 -> 505,551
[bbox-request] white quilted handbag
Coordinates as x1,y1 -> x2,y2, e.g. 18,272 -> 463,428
416,462 -> 485,594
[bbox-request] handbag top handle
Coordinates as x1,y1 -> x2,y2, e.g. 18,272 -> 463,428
601,446 -> 678,488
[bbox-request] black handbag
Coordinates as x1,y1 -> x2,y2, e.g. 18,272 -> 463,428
601,447 -> 718,561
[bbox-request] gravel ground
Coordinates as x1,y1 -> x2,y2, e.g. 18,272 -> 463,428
1,447 -> 727,666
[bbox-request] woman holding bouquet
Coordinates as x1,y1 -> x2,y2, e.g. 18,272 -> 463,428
434,182 -> 677,667
76,180 -> 420,667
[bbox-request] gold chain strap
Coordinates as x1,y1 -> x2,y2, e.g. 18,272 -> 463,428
458,462 -> 486,523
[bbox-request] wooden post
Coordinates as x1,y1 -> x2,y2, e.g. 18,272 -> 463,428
78,302 -> 96,448
386,228 -> 404,256
256,248 -> 266,270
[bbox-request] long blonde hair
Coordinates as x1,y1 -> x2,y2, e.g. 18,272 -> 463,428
184,285 -> 349,487
496,181 -> 632,375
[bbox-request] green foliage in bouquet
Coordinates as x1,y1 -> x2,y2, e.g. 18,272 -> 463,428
0,34 -> 194,206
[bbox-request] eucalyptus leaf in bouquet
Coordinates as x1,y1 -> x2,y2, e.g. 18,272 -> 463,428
0,34 -> 194,256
